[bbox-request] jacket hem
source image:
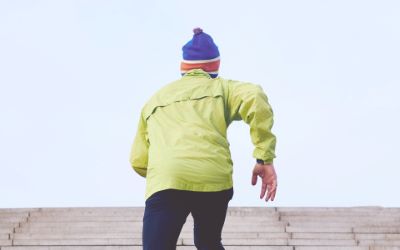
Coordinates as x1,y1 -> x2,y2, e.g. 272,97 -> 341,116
145,180 -> 233,201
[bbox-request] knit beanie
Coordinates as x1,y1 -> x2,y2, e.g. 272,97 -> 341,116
181,28 -> 220,78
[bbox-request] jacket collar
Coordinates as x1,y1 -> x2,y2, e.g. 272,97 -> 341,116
182,69 -> 212,79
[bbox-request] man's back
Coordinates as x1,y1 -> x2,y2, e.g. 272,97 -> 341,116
130,69 -> 276,200
142,69 -> 233,199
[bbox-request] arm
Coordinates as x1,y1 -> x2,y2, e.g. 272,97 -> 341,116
225,80 -> 278,202
129,111 -> 149,177
226,81 -> 276,164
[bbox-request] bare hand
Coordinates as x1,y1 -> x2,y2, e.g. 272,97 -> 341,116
251,163 -> 277,202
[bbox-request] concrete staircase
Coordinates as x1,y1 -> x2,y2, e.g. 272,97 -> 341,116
1,207 -> 400,250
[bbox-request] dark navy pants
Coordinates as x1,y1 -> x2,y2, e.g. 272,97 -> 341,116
142,188 -> 234,250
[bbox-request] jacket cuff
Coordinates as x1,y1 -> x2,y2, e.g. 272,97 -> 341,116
253,148 -> 275,164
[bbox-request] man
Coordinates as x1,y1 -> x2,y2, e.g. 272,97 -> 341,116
130,28 -> 277,250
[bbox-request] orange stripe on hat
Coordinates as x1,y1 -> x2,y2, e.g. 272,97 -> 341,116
180,59 -> 220,73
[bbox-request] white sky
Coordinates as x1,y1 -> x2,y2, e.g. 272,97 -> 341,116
1,0 -> 399,208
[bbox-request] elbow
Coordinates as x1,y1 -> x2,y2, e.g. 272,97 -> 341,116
131,164 -> 147,178
129,152 -> 148,178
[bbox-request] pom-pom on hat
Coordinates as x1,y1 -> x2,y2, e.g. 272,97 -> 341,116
181,28 -> 220,78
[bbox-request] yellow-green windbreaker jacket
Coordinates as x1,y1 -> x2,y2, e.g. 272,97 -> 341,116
130,69 -> 276,200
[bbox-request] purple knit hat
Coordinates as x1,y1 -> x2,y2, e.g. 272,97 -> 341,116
181,28 -> 220,78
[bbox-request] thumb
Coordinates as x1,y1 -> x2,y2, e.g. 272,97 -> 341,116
251,171 -> 258,185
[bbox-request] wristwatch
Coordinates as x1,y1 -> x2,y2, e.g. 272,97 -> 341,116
256,159 -> 264,165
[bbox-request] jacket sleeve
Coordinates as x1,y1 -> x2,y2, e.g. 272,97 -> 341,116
225,80 -> 277,164
129,111 -> 149,177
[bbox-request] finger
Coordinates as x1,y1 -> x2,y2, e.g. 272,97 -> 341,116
270,187 -> 277,201
266,184 -> 272,202
267,181 -> 278,202
251,172 -> 258,185
260,182 -> 267,199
